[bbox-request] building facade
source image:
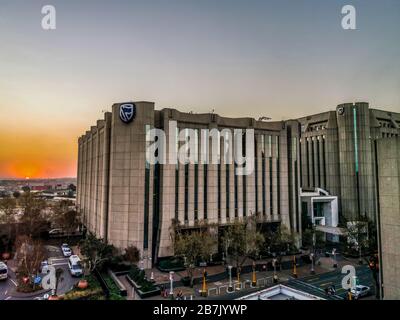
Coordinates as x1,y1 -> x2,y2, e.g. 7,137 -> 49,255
376,137 -> 400,299
76,101 -> 399,265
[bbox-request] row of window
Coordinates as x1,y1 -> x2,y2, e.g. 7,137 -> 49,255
303,136 -> 327,188
171,131 -> 281,223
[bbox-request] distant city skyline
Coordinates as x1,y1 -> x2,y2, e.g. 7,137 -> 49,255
0,0 -> 399,179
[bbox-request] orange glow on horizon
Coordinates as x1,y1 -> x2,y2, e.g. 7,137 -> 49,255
0,129 -> 78,179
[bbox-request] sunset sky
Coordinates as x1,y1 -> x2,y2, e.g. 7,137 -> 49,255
0,0 -> 399,179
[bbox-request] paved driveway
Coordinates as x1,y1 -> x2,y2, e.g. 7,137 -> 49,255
0,244 -> 80,300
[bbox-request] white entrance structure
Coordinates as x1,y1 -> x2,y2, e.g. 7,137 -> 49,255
300,188 -> 342,242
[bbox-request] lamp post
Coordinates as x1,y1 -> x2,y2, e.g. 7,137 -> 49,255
228,265 -> 233,292
310,253 -> 315,274
169,271 -> 174,299
139,259 -> 144,271
272,258 -> 278,283
201,268 -> 208,297
292,255 -> 298,278
332,248 -> 337,268
252,261 -> 257,287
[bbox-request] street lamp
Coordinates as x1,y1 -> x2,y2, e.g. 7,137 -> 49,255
272,258 -> 278,283
292,256 -> 298,278
310,253 -> 315,274
252,261 -> 257,287
332,248 -> 337,268
228,265 -> 233,292
201,268 -> 208,297
169,271 -> 174,299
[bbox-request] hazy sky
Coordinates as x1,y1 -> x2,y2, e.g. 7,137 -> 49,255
0,0 -> 399,178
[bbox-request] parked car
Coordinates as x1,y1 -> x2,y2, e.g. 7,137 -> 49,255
351,285 -> 371,299
68,255 -> 83,277
49,228 -> 63,237
0,262 -> 8,281
49,228 -> 83,238
61,244 -> 72,257
41,260 -> 50,274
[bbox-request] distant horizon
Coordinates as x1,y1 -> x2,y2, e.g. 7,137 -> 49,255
0,177 -> 77,181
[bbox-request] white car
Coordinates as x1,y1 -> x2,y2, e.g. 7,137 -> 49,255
351,285 -> 371,299
61,244 -> 72,257
0,262 -> 8,281
41,260 -> 50,274
68,255 -> 83,277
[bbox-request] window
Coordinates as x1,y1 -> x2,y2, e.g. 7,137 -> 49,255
226,163 -> 230,218
234,162 -> 238,218
184,129 -> 189,222
276,136 -> 280,215
242,133 -> 247,216
313,202 -> 324,217
194,129 -> 199,221
203,164 -> 208,220
175,127 -> 179,220
254,135 -> 258,214
269,135 -> 273,215
261,135 -> 266,215
144,125 -> 151,249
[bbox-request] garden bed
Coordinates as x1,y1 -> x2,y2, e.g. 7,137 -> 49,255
126,266 -> 160,299
101,270 -> 127,299
63,274 -> 105,300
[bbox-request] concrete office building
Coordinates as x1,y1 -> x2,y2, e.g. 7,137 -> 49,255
376,137 -> 400,300
76,101 -> 399,265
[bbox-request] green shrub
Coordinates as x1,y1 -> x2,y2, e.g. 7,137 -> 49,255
101,272 -> 126,300
128,265 -> 156,292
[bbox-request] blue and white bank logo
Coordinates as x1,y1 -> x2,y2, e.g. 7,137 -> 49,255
119,103 -> 136,124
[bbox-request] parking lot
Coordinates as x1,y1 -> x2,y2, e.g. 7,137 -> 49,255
0,244 -> 80,300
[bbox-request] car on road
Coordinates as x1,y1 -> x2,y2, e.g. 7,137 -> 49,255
351,285 -> 371,299
61,244 -> 72,257
68,255 -> 83,277
0,262 -> 8,281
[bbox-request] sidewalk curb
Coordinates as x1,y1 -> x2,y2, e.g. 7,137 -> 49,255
9,288 -> 52,299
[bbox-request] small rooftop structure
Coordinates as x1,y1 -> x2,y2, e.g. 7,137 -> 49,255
236,284 -> 325,300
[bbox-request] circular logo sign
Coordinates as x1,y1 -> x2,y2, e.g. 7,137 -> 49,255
337,107 -> 345,115
119,103 -> 136,124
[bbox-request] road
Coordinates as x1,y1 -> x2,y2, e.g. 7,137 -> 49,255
287,265 -> 376,300
1,245 -> 80,300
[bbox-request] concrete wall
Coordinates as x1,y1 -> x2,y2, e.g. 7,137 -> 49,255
377,137 -> 400,300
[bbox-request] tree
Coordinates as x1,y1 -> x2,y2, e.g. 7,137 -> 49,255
15,235 -> 46,279
301,226 -> 325,251
53,200 -> 80,236
68,184 -> 76,192
266,224 -> 295,254
222,214 -> 265,271
79,233 -> 116,272
124,245 -> 140,265
13,191 -> 21,199
0,197 -> 17,251
21,186 -> 31,193
18,193 -> 47,238
344,217 -> 370,261
173,225 -> 217,287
